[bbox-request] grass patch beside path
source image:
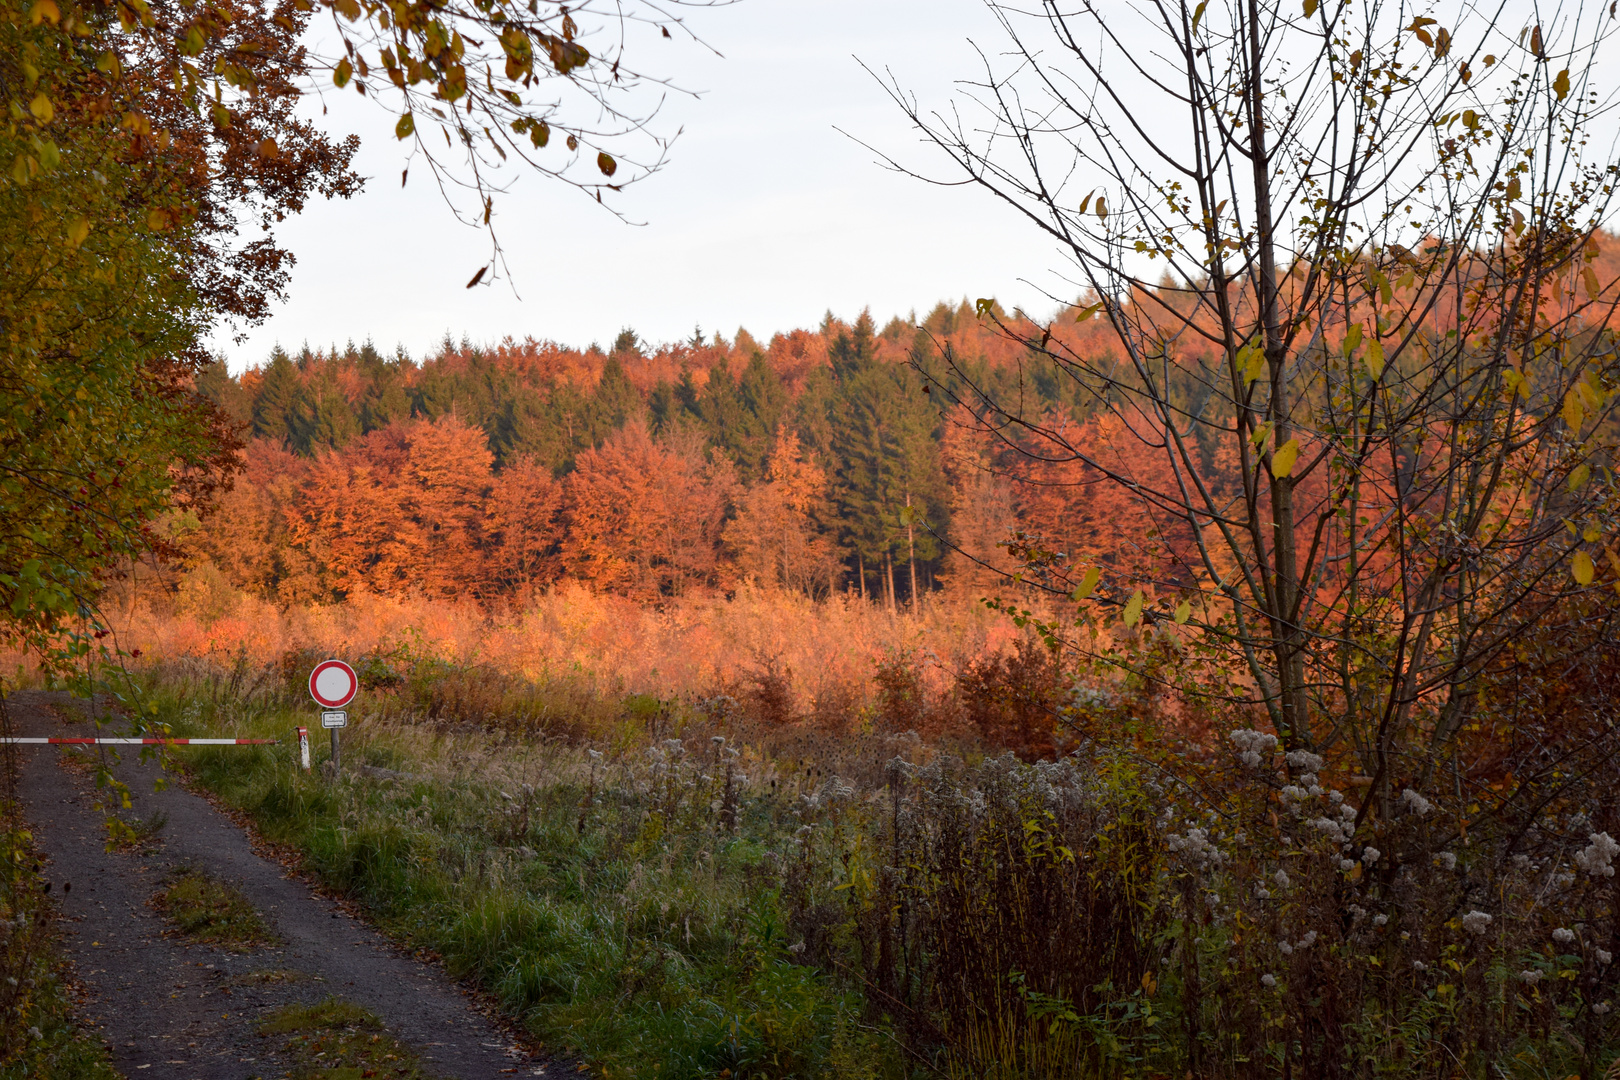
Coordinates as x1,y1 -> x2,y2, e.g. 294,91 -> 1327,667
153,866 -> 279,949
259,997 -> 437,1079
146,684 -> 893,1080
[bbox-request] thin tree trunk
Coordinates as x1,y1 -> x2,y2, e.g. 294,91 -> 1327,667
906,492 -> 919,613
884,552 -> 896,613
857,552 -> 867,602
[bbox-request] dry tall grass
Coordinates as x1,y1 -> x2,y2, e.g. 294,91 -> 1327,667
31,576 -> 1047,735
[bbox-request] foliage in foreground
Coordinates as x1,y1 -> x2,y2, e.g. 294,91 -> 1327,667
136,652 -> 1620,1080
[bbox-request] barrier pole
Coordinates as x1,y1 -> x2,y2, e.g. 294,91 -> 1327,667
297,727 -> 311,772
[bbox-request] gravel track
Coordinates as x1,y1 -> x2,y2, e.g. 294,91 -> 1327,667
6,690 -> 553,1080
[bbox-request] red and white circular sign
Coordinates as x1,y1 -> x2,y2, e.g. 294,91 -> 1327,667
308,659 -> 358,709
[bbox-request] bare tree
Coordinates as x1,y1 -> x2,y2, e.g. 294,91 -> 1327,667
878,0 -> 1620,808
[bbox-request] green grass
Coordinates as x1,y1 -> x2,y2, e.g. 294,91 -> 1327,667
144,685 -> 895,1080
153,866 -> 279,949
258,997 -> 436,1079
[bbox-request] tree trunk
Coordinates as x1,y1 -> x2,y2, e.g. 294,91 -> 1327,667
906,492 -> 919,613
857,552 -> 867,602
884,551 -> 896,613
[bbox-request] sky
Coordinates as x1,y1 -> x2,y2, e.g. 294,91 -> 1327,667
215,0 -> 1075,371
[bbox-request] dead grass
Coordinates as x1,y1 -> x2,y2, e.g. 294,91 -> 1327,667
61,581 -> 1050,727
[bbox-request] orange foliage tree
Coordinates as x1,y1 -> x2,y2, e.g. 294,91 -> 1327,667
561,423 -> 736,600
723,427 -> 839,595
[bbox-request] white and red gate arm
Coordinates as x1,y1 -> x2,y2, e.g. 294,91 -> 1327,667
308,659 -> 359,709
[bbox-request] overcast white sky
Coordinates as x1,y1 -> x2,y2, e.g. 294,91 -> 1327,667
215,0 -> 1071,371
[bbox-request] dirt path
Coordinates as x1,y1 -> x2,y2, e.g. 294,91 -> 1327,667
7,690 -> 551,1080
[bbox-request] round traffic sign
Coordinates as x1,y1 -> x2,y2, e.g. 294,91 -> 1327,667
308,659 -> 358,709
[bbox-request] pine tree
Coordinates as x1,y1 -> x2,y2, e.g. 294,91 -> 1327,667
827,315 -> 949,608
584,357 -> 643,445
734,350 -> 788,481
252,348 -> 302,443
288,371 -> 360,453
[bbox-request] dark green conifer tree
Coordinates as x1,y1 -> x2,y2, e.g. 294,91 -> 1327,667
289,370 -> 360,453
252,347 -> 302,443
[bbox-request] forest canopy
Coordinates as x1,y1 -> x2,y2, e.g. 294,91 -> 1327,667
184,299 -> 1148,607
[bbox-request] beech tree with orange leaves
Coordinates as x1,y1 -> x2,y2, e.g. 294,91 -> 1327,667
561,423 -> 735,600
723,426 -> 839,595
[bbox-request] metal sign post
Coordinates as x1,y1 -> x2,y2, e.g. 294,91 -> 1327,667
308,660 -> 358,774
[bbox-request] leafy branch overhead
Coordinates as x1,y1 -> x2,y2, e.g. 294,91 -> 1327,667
7,0 -> 723,287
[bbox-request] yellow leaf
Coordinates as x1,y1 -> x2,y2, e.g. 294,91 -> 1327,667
29,0 -> 59,23
1122,590 -> 1144,627
1554,67 -> 1570,100
1569,463 -> 1591,491
1075,301 -> 1104,322
1240,341 -> 1266,384
66,217 -> 90,246
1272,438 -> 1300,478
29,92 -> 54,122
1605,546 -> 1620,577
1095,196 -> 1107,219
1342,323 -> 1363,357
395,113 -> 415,139
1583,266 -> 1601,301
1366,339 -> 1385,379
1506,176 -> 1522,201
1573,551 -> 1595,586
1578,379 -> 1602,409
1174,600 -> 1192,624
1584,526 -> 1601,543
1563,390 -> 1585,432
1073,566 -> 1101,600
1303,0 -> 1317,15
334,58 -> 353,87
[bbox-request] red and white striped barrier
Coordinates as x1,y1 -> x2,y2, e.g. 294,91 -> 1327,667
0,737 -> 278,745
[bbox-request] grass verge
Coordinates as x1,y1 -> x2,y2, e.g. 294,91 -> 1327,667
259,997 -> 436,1079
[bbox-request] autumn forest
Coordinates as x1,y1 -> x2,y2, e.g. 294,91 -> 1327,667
184,300 -> 1123,610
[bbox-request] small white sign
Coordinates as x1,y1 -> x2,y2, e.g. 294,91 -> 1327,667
320,710 -> 348,729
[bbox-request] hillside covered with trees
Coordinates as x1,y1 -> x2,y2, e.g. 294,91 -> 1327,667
185,300 -> 1131,608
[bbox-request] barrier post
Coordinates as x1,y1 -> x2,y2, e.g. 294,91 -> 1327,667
297,727 -> 310,772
